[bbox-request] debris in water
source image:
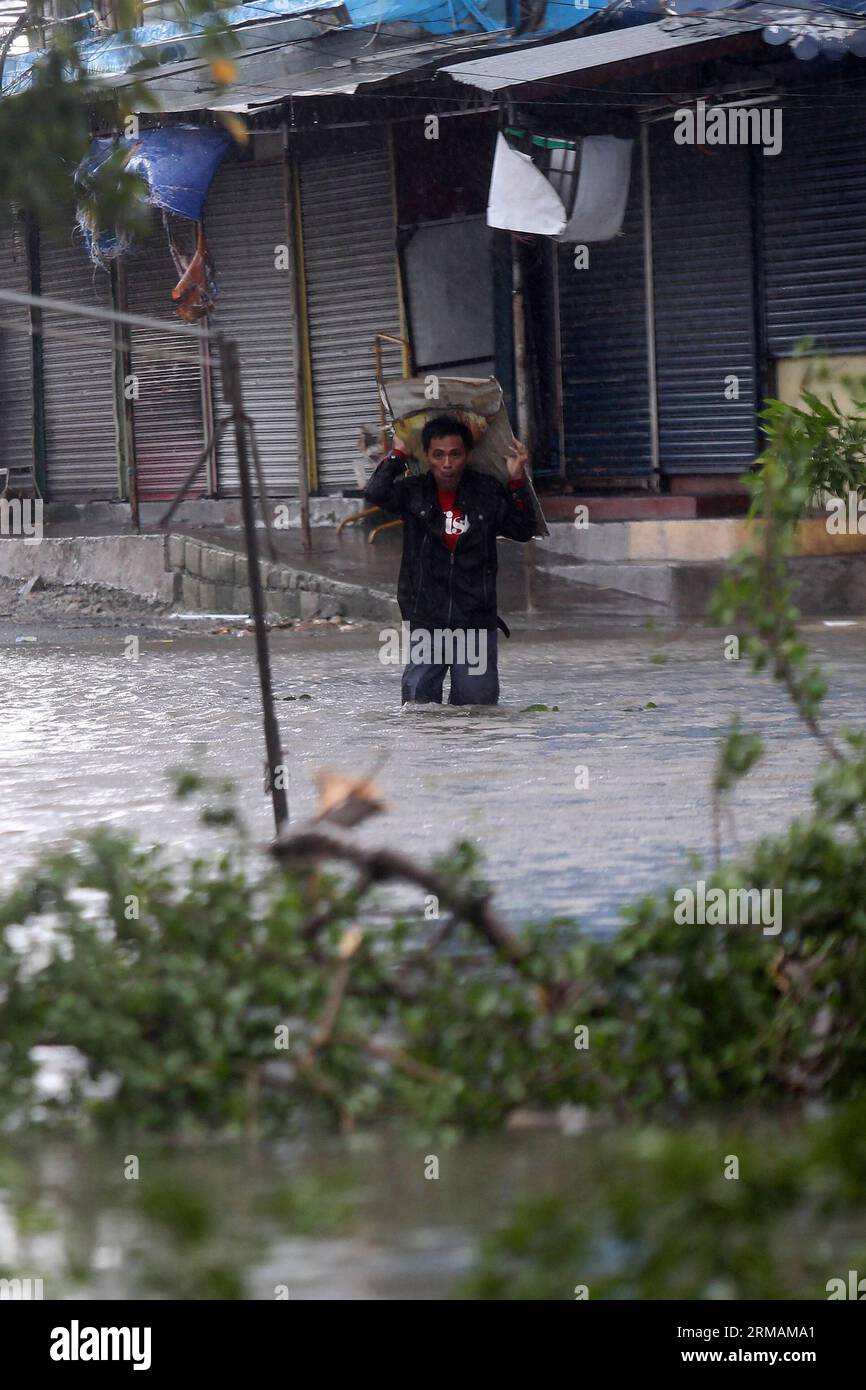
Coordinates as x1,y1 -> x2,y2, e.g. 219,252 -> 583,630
313,768 -> 388,828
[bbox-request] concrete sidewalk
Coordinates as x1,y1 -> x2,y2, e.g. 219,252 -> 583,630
0,520 -> 669,627
2,512 -> 865,623
182,525 -> 666,628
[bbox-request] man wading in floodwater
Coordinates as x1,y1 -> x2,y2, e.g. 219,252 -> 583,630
365,414 -> 535,704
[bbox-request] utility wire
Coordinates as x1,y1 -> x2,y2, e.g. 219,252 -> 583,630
0,284 -> 210,339
0,309 -> 218,367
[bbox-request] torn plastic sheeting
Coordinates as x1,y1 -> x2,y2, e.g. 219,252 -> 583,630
125,23 -> 521,114
3,0 -> 509,93
487,134 -> 565,236
78,126 -> 232,224
561,135 -> 632,242
2,0 -> 349,90
486,132 -> 633,242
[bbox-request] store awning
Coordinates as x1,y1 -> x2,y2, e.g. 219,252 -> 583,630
442,4 -> 866,93
441,16 -> 770,93
111,24 -> 548,113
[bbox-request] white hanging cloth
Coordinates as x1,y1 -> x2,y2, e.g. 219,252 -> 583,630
486,132 -> 633,243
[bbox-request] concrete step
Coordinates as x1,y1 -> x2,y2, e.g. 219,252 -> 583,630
0,532 -> 400,624
542,553 -> 866,618
169,532 -> 399,623
544,516 -> 866,565
539,492 -> 750,523
5,517 -> 865,626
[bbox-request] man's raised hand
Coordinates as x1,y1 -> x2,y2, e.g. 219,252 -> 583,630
505,438 -> 529,480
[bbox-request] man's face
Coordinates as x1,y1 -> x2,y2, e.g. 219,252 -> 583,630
425,434 -> 469,489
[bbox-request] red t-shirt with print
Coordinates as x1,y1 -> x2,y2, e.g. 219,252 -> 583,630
437,487 -> 465,553
437,478 -> 525,552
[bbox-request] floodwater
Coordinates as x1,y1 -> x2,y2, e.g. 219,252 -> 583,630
0,1131 -> 583,1301
2,1114 -> 864,1300
1,618 -> 862,929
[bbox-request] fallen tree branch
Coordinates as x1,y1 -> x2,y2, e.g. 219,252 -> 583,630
307,926 -> 363,1055
294,1049 -> 354,1133
333,1033 -> 457,1087
272,827 -> 527,965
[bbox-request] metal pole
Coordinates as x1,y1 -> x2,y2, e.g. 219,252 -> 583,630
112,258 -> 139,529
511,236 -> 530,444
640,121 -> 661,490
284,132 -> 313,557
218,333 -> 289,834
550,239 -> 565,478
25,212 -> 48,501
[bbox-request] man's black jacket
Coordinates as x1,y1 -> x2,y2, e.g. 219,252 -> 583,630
364,453 -> 536,630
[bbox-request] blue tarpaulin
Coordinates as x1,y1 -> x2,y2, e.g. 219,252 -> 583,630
79,125 -> 232,223
1,0 -> 556,95
2,0 -> 349,90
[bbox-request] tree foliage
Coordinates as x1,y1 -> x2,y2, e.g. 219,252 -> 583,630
0,0 -> 239,227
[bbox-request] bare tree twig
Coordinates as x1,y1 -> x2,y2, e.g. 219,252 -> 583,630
310,956 -> 353,1053
333,1033 -> 456,1087
272,828 -> 527,965
300,868 -> 370,943
294,1048 -> 354,1132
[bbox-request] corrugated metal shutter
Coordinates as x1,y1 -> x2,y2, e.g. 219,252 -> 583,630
207,157 -> 298,496
125,212 -> 207,502
299,130 -> 403,494
557,149 -> 652,483
0,209 -> 35,477
650,131 -> 758,474
761,105 -> 866,355
39,228 -> 119,499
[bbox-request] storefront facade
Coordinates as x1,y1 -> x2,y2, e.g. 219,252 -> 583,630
0,119 -> 407,509
3,61 -> 866,507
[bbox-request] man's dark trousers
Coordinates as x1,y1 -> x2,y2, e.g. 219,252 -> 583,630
401,627 -> 499,705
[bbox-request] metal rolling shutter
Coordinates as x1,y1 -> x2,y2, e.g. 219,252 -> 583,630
125,213 -> 207,502
557,150 -> 652,483
650,132 -> 758,474
0,209 -> 35,476
39,228 -> 119,499
299,131 -> 403,494
761,106 -> 866,355
207,158 -> 298,496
